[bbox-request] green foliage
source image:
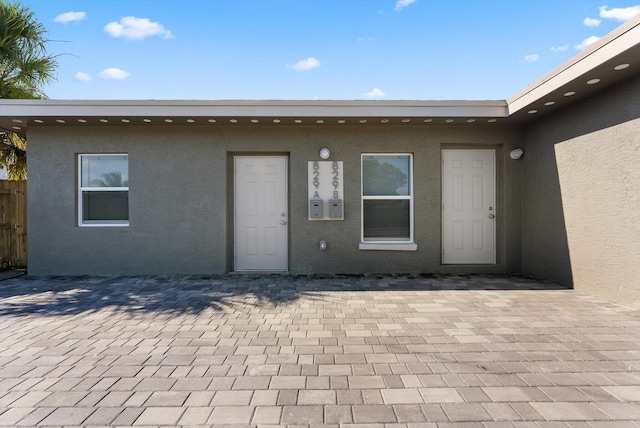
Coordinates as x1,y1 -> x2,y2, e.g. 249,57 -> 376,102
0,1 -> 58,180
0,132 -> 26,180
0,0 -> 57,99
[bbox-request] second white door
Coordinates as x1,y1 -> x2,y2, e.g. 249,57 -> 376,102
442,149 -> 496,264
234,156 -> 288,271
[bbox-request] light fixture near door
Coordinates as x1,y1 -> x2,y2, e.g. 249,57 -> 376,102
510,148 -> 524,160
319,148 -> 331,159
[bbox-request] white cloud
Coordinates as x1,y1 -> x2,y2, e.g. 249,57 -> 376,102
583,17 -> 601,27
357,37 -> 375,43
287,57 -> 321,71
575,36 -> 601,50
395,0 -> 417,11
53,11 -> 86,24
99,68 -> 131,80
74,72 -> 91,82
599,5 -> 640,21
551,44 -> 569,52
524,54 -> 539,63
104,16 -> 174,40
363,87 -> 387,99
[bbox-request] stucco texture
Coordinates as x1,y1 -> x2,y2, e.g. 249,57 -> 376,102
522,75 -> 640,307
27,124 -> 521,276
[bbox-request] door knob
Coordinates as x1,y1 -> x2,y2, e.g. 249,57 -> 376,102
280,220 -> 287,225
489,214 -> 495,219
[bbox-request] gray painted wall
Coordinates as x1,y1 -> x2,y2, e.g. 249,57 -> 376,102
522,74 -> 640,306
28,124 -> 522,275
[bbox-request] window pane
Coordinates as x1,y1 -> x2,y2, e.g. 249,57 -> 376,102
82,191 -> 129,221
363,155 -> 410,196
81,155 -> 128,187
363,199 -> 410,240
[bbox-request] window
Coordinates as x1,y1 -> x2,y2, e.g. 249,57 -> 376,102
360,154 -> 415,250
78,154 -> 129,226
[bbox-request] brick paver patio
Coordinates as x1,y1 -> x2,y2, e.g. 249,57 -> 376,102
1,273 -> 640,427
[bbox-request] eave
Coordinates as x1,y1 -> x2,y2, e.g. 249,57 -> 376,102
507,13 -> 640,122
0,100 -> 509,134
0,15 -> 638,134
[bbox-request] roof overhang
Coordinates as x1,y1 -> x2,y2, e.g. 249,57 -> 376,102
0,100 -> 509,133
506,13 -> 640,122
1,14 -> 639,133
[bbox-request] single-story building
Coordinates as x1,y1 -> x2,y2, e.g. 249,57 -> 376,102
1,15 -> 639,307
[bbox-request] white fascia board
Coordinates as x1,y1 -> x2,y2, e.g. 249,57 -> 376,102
507,15 -> 640,114
0,99 -> 508,119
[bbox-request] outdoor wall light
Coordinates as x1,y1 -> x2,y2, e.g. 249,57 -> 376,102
510,148 -> 524,160
319,240 -> 328,251
319,148 -> 331,159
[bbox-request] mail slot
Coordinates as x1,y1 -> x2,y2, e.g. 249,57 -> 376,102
309,199 -> 324,218
329,199 -> 343,219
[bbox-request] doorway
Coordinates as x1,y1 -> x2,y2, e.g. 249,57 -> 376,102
442,149 -> 496,264
234,156 -> 288,271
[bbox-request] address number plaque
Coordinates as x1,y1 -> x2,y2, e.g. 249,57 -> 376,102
308,161 -> 344,220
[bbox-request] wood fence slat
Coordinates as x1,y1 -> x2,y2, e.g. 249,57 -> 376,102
0,180 -> 27,269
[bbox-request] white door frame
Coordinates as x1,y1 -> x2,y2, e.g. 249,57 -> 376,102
441,148 -> 496,265
234,155 -> 288,271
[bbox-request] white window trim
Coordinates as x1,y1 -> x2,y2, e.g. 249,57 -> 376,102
78,154 -> 129,227
360,153 -> 415,250
359,242 -> 418,251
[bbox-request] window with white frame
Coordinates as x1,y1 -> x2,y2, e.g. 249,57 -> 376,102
78,154 -> 129,226
361,154 -> 413,243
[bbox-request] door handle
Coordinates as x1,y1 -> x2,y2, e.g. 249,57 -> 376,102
489,214 -> 495,219
280,220 -> 287,225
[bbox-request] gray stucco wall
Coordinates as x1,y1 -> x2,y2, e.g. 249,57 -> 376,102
27,123 -> 522,275
522,75 -> 640,306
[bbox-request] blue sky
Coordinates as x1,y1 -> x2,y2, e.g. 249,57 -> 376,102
21,0 -> 640,100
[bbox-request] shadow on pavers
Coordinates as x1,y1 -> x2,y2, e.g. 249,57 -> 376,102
0,273 -> 567,317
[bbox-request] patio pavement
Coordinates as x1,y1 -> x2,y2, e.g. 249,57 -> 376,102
1,273 -> 640,428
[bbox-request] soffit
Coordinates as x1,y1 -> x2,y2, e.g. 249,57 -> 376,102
1,15 -> 639,133
507,14 -> 640,123
0,100 -> 509,134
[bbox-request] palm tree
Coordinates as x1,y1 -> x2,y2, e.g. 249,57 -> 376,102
0,132 -> 25,180
0,0 -> 58,179
0,0 -> 57,99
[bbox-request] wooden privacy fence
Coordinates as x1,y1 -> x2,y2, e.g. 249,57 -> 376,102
0,180 -> 27,269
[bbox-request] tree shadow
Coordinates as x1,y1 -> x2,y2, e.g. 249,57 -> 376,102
0,273 -> 568,317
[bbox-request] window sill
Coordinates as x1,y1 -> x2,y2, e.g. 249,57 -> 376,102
79,222 -> 129,227
359,242 -> 417,251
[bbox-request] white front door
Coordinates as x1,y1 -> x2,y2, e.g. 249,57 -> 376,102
442,149 -> 496,264
234,156 -> 288,271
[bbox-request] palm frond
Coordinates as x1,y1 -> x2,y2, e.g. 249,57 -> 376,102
0,0 -> 59,179
0,0 -> 57,99
0,131 -> 27,180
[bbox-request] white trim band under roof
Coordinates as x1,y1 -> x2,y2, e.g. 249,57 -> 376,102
0,99 -> 508,119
